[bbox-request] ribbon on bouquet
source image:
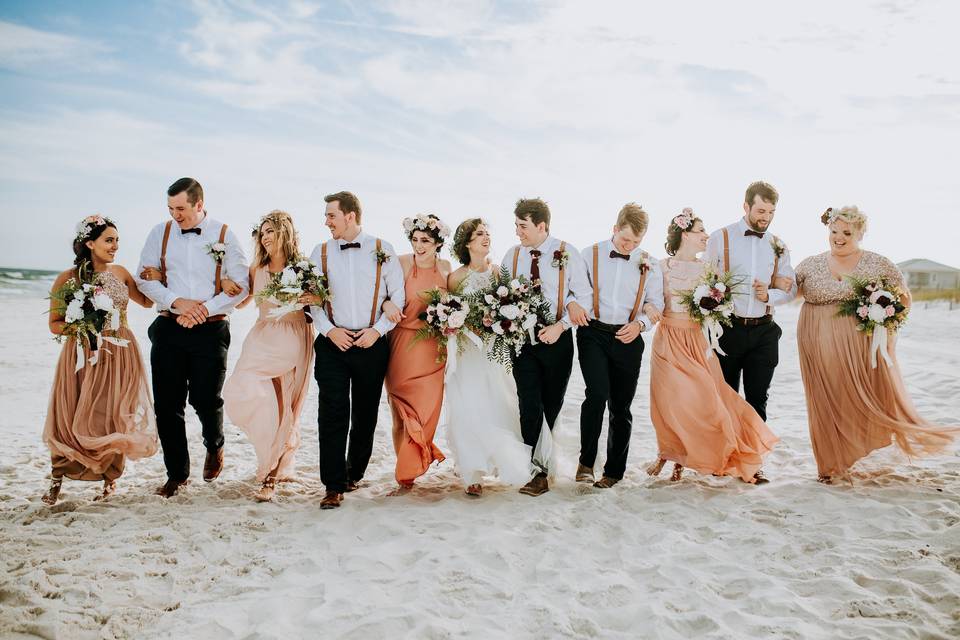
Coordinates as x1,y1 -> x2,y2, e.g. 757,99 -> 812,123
444,330 -> 484,379
265,298 -> 304,321
869,326 -> 894,369
701,317 -> 727,359
74,332 -> 130,371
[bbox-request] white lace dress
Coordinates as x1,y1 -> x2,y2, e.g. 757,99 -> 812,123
444,268 -> 534,486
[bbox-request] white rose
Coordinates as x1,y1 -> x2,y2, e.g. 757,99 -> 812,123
492,323 -> 505,335
402,219 -> 415,232
92,292 -> 114,312
212,242 -> 226,252
448,310 -> 466,329
312,267 -> 322,277
714,282 -> 727,293
868,304 -> 887,323
72,290 -> 85,302
500,304 -> 520,320
82,283 -> 94,292
510,279 -> 521,290
484,294 -> 495,304
497,286 -> 509,297
280,268 -> 299,287
65,299 -> 84,323
297,260 -> 310,270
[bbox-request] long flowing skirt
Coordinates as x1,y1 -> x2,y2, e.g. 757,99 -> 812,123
386,327 -> 446,484
43,330 -> 157,481
797,303 -> 956,476
444,339 -> 533,487
223,316 -> 314,482
649,314 -> 778,482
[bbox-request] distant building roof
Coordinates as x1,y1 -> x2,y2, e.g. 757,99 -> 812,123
897,259 -> 960,273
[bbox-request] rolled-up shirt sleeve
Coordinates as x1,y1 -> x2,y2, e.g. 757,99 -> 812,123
204,228 -> 250,316
768,248 -> 797,306
636,260 -> 665,331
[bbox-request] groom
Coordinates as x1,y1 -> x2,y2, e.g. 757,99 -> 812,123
502,198 -> 590,496
704,181 -> 796,482
136,177 -> 249,497
307,191 -> 404,509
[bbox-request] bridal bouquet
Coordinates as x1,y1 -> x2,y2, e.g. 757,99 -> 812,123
468,267 -> 553,370
414,288 -> 482,369
255,258 -> 330,322
679,267 -> 739,358
837,275 -> 908,368
50,264 -> 129,371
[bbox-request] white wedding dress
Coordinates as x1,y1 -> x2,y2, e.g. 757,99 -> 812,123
444,268 -> 535,487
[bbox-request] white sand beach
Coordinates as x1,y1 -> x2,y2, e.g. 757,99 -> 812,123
1,281 -> 958,639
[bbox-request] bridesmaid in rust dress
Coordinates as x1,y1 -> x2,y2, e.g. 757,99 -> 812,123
648,211 -> 779,483
43,216 -> 158,505
383,214 -> 453,489
796,206 -> 956,483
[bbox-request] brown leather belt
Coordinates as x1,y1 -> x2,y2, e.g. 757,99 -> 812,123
158,311 -> 227,323
731,314 -> 772,327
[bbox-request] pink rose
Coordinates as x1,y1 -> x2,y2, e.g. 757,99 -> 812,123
885,306 -> 895,318
857,306 -> 869,319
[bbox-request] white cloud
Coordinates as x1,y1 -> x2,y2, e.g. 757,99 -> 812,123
0,20 -> 112,71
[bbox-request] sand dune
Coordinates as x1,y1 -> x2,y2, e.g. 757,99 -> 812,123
1,295 -> 958,639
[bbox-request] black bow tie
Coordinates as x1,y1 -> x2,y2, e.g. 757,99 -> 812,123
340,242 -> 361,250
609,250 -> 630,260
744,229 -> 765,239
181,228 -> 202,235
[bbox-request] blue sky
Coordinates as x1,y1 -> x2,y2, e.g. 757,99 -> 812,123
1,1 -> 958,271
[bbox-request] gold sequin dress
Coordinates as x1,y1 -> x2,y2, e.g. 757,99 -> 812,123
796,251 -> 955,476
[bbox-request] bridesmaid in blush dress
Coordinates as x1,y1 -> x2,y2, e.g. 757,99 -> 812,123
43,216 -> 158,505
383,214 -> 452,489
796,206 -> 956,483
648,211 -> 779,484
222,211 -> 315,501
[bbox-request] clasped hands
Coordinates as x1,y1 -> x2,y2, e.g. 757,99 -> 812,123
754,276 -> 794,303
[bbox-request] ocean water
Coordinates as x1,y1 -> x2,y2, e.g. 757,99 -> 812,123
0,267 -> 59,300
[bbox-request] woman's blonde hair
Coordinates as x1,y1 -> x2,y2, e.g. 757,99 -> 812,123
821,205 -> 868,235
253,210 -> 301,267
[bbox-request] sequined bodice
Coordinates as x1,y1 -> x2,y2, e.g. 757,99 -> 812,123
661,258 -> 707,313
96,270 -> 129,319
796,251 -> 907,305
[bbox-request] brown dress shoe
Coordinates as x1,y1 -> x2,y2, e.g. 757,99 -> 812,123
593,476 -> 619,489
752,470 -> 770,485
344,480 -> 363,493
203,448 -> 224,482
156,478 -> 188,498
575,464 -> 594,483
519,472 -> 549,497
320,490 -> 343,509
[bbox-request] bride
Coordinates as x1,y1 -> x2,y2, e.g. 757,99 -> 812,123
444,218 -> 534,497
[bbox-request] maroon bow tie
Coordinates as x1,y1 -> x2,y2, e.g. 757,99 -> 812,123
181,228 -> 202,235
529,249 -> 542,257
609,250 -> 629,260
339,242 -> 361,250
744,229 -> 765,238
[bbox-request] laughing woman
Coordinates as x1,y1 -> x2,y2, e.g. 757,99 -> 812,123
222,210 -> 315,501
382,214 -> 452,489
43,215 -> 158,505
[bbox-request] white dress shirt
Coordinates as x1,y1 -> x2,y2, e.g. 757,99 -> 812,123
136,213 -> 249,316
308,231 -> 405,337
576,239 -> 665,331
500,235 -> 590,330
704,217 -> 797,318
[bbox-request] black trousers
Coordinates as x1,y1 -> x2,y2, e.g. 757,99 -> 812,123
314,333 -> 389,493
148,315 -> 230,482
717,320 -> 781,421
512,329 -> 574,472
576,325 -> 644,480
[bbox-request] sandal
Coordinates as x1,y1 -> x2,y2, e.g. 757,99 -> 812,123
465,483 -> 483,497
670,463 -> 683,482
42,476 -> 63,505
94,480 -> 116,501
255,476 -> 277,502
646,458 -> 666,477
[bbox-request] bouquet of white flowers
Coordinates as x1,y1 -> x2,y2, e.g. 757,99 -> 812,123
837,275 -> 908,368
678,267 -> 739,358
50,264 -> 129,371
468,267 -> 552,371
255,258 -> 330,322
414,288 -> 483,371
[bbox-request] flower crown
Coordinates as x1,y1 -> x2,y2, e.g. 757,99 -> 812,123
672,208 -> 695,231
821,206 -> 868,228
75,214 -> 114,240
402,213 -> 451,242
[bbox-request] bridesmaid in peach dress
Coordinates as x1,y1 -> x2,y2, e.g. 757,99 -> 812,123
383,214 -> 453,489
796,206 -> 956,483
43,216 -> 158,505
223,211 -> 314,501
648,211 -> 779,483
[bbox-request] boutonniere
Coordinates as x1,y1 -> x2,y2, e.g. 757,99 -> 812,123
374,247 -> 391,265
551,249 -> 569,269
770,236 -> 786,258
637,252 -> 655,274
206,242 -> 227,264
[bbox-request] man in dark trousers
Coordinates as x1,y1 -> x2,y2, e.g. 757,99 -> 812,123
305,191 -> 404,509
137,177 -> 249,497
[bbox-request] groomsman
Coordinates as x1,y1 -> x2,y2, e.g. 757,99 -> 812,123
575,203 -> 664,488
136,177 -> 249,497
306,191 -> 404,509
502,198 -> 590,497
704,181 -> 796,481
